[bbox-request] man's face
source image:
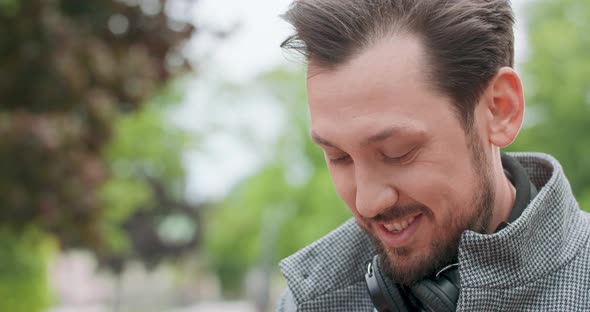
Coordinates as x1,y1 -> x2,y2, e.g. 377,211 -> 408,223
307,36 -> 496,285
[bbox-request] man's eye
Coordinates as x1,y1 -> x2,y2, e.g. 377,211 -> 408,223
383,147 -> 417,164
329,155 -> 352,165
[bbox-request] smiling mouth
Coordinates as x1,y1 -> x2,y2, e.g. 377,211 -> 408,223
376,213 -> 423,248
382,215 -> 418,233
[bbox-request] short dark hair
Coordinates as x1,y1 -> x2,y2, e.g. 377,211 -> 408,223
281,0 -> 515,130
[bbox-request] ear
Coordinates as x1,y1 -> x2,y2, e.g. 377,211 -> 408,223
485,67 -> 525,148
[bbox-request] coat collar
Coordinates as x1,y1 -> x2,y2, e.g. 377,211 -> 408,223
458,152 -> 589,288
279,218 -> 376,305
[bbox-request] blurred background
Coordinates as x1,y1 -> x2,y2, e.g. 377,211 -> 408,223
0,0 -> 588,311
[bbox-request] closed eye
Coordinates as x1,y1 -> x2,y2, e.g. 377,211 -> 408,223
382,147 -> 417,165
329,154 -> 352,165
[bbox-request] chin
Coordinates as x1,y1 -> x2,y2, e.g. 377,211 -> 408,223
382,246 -> 433,284
379,236 -> 459,286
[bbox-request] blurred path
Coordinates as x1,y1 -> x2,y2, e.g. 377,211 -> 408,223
51,301 -> 257,312
171,302 -> 256,312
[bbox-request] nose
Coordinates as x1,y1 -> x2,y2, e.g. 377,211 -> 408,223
354,167 -> 398,219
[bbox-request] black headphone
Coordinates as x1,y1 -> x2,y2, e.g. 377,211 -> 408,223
364,154 -> 538,312
365,254 -> 460,312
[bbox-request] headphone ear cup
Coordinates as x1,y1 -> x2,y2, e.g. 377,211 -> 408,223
409,270 -> 460,312
372,255 -> 410,312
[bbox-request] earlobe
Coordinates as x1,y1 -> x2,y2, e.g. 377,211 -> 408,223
487,67 -> 525,148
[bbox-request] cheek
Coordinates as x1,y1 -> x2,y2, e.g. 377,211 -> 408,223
328,167 -> 357,210
399,165 -> 472,221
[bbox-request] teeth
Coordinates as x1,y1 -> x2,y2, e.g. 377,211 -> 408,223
384,215 -> 417,233
384,224 -> 397,231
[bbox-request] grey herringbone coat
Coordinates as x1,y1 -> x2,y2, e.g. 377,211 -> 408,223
276,153 -> 590,311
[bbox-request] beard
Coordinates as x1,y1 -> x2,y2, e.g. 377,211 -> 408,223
365,131 -> 496,286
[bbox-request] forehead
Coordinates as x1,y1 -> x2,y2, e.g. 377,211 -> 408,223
308,34 -> 425,83
306,35 -> 446,137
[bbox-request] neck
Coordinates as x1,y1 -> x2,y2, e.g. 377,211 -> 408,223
486,156 -> 517,233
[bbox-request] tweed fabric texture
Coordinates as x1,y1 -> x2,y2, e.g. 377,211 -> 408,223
277,153 -> 590,311
278,217 -> 377,311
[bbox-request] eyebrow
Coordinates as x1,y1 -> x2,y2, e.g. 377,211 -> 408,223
310,131 -> 339,148
365,127 -> 398,146
310,126 -> 410,149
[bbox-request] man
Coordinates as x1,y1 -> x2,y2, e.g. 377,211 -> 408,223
275,0 -> 590,311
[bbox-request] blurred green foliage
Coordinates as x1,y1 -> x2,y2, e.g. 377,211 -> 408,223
0,227 -> 55,312
0,0 -> 195,310
0,0 -> 194,250
98,83 -> 202,272
100,83 -> 191,253
205,69 -> 351,295
206,0 -> 590,296
507,0 -> 590,211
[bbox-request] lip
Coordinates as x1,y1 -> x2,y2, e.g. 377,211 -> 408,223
375,214 -> 423,248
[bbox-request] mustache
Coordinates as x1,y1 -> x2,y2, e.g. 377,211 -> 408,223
368,203 -> 431,223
